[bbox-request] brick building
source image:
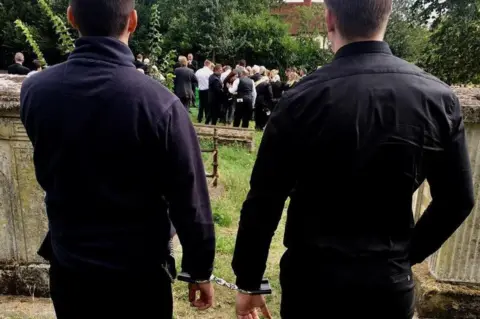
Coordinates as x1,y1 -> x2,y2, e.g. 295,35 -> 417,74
271,0 -> 325,36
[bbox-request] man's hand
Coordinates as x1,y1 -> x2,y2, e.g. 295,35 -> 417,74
189,282 -> 214,310
236,292 -> 272,319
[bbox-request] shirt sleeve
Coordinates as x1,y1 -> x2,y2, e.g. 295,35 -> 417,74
409,96 -> 475,264
252,80 -> 257,106
162,100 -> 216,280
229,79 -> 240,94
232,97 -> 297,291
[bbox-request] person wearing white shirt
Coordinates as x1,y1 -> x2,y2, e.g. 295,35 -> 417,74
195,60 -> 213,123
229,68 -> 257,128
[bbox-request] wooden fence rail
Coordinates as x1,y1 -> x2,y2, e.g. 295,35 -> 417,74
201,127 -> 219,187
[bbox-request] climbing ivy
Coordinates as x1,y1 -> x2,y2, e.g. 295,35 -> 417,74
148,4 -> 164,64
37,0 -> 75,55
14,19 -> 47,66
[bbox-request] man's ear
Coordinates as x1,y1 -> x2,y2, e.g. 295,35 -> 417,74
127,10 -> 138,34
67,6 -> 78,30
325,8 -> 336,34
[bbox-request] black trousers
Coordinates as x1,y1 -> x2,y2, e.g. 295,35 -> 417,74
233,98 -> 253,128
280,250 -> 415,319
179,96 -> 190,110
198,90 -> 209,123
222,96 -> 235,125
206,101 -> 222,126
50,259 -> 173,319
254,104 -> 269,130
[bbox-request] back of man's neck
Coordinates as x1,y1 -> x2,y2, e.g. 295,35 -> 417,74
334,34 -> 384,52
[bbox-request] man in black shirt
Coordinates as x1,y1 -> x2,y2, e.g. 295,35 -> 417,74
232,0 -> 475,318
206,64 -> 223,125
187,53 -> 199,72
8,52 -> 30,75
133,53 -> 146,71
20,0 -> 215,318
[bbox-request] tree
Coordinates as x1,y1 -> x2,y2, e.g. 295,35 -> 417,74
190,0 -> 226,61
0,0 -> 53,67
415,0 -> 480,84
230,11 -> 290,67
385,0 -> 429,63
38,0 -> 75,55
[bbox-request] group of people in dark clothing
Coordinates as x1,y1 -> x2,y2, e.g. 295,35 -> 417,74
173,54 -> 304,130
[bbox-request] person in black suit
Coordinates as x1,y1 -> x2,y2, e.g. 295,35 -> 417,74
269,69 -> 283,109
206,64 -> 223,125
8,52 -> 30,75
133,53 -> 146,70
187,53 -> 198,72
254,71 -> 273,131
174,56 -> 198,111
187,54 -> 199,108
223,71 -> 238,125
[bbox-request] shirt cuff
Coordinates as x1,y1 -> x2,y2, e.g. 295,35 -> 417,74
236,276 -> 263,292
186,269 -> 213,282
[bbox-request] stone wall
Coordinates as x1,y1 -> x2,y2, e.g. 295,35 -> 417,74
414,124 -> 480,284
0,76 -> 48,266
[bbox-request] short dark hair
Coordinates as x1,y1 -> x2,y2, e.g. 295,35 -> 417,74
238,59 -> 246,67
70,0 -> 135,37
33,60 -> 42,69
324,0 -> 392,39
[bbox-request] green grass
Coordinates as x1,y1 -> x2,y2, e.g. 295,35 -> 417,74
172,131 -> 287,319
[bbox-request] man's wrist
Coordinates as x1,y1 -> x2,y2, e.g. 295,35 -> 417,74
237,288 -> 256,295
179,270 -> 213,284
192,278 -> 212,284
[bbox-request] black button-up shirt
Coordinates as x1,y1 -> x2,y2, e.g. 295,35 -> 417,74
232,41 -> 474,291
20,37 -> 215,280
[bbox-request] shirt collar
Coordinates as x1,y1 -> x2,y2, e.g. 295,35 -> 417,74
334,41 -> 392,60
68,36 -> 135,68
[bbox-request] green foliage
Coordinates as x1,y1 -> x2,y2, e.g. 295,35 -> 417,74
150,50 -> 176,92
2,0 -> 333,73
14,19 -> 47,66
191,0 -> 225,60
385,0 -> 430,63
163,72 -> 176,92
230,11 -> 289,65
0,0 -> 52,66
148,4 -> 163,63
415,0 -> 480,84
37,0 -> 75,55
420,14 -> 480,84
